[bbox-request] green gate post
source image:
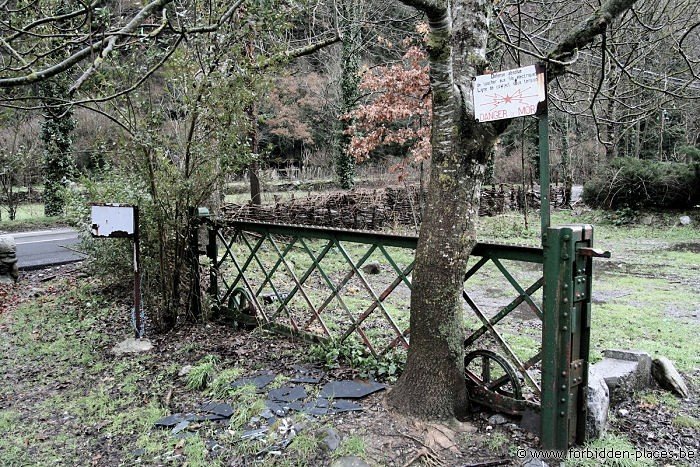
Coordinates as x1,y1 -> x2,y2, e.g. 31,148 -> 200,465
542,224 -> 597,450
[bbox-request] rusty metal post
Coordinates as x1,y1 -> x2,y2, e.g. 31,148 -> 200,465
133,206 -> 143,338
541,225 -> 604,450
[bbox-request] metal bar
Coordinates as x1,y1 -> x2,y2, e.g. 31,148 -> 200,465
298,238 -> 376,354
541,226 -> 575,450
302,243 -> 377,321
214,228 -> 238,269
223,230 -> 265,298
378,245 -> 414,290
207,226 -> 219,307
271,238 -> 352,324
491,258 -> 544,320
539,109 -> 550,240
254,236 -> 297,298
238,233 -> 292,313
223,233 -> 267,322
222,220 -> 419,248
464,256 -> 490,282
463,277 -> 544,347
266,235 -> 330,337
133,206 -> 142,338
211,220 -> 543,263
342,260 -> 415,349
473,243 -> 544,264
381,327 -> 411,355
463,292 -> 541,395
334,240 -> 409,349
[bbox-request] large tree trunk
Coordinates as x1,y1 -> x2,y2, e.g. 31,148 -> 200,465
387,0 -> 639,421
387,0 -> 498,420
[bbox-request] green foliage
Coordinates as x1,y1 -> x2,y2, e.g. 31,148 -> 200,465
604,207 -> 639,226
334,435 -> 366,458
677,145 -> 700,162
186,355 -> 220,390
583,158 -> 700,210
566,433 -> 653,467
309,337 -> 405,381
209,368 -> 244,399
671,415 -> 700,430
40,75 -> 75,217
287,433 -> 320,461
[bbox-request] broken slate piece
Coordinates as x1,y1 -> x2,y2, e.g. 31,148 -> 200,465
320,380 -> 386,399
265,400 -> 289,417
241,427 -> 268,440
231,373 -> 276,391
268,385 -> 307,402
201,402 -> 234,418
171,420 -> 190,435
290,366 -> 325,384
331,399 -> 363,413
301,397 -> 363,416
154,413 -> 186,428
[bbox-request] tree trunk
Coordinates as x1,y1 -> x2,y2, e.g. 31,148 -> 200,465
335,0 -> 361,190
387,0 -> 498,420
388,0 -> 638,421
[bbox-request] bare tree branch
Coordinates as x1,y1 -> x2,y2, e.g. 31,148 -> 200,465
0,0 -> 174,88
547,0 -> 639,77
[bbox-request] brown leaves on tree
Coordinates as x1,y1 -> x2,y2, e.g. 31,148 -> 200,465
344,46 -> 432,168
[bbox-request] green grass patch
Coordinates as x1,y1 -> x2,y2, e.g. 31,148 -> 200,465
566,433 -> 653,467
671,415 -> 700,430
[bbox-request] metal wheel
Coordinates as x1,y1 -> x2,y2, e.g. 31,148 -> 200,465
227,287 -> 257,326
464,349 -> 527,415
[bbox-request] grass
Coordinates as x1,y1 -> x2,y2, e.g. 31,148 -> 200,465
334,434 -> 367,458
566,433 -> 653,467
0,202 -> 66,232
671,415 -> 700,430
186,354 -> 220,390
1,206 -> 698,464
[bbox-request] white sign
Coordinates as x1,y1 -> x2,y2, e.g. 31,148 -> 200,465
90,204 -> 136,237
473,65 -> 546,122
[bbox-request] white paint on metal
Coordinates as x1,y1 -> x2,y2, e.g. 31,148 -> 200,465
90,204 -> 135,237
473,65 -> 545,122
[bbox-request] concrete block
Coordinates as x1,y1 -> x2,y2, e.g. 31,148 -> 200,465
592,349 -> 652,403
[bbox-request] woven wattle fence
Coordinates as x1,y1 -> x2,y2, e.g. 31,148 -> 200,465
221,185 -> 567,230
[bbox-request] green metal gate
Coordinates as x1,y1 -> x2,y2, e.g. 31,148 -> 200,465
192,215 -> 606,451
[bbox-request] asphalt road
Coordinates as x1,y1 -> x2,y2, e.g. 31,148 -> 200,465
12,228 -> 86,270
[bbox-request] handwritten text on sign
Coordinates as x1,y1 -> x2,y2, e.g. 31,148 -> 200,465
473,65 -> 546,122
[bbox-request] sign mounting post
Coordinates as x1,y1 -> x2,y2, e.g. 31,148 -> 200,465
90,203 -> 144,338
473,64 -> 549,243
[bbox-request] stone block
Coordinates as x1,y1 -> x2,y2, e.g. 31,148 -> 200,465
592,349 -> 652,403
586,366 -> 610,440
651,357 -> 689,398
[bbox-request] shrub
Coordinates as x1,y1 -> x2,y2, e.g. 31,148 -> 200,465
583,158 -> 700,210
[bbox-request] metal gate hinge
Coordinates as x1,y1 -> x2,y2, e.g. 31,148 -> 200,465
569,359 -> 585,387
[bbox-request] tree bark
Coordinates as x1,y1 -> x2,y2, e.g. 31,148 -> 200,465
387,0 -> 498,419
388,0 -> 640,421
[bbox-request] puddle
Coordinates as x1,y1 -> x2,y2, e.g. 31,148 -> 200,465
669,242 -> 700,253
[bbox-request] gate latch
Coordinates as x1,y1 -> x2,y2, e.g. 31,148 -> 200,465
577,247 -> 611,258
